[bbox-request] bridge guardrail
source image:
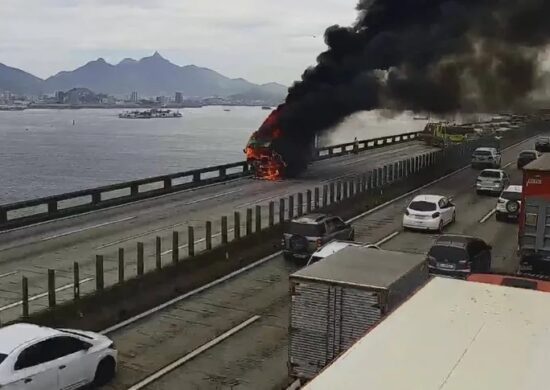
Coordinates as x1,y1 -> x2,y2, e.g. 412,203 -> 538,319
0,131 -> 423,230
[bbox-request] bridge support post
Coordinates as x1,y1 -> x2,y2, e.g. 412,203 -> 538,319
137,242 -> 144,276
172,231 -> 179,263
131,184 -> 139,197
255,206 -> 262,233
221,216 -> 228,244
268,202 -> 275,227
288,196 -> 294,220
164,178 -> 172,191
22,276 -> 29,319
297,193 -> 303,216
193,172 -> 201,182
73,262 -> 80,300
156,237 -> 162,270
118,248 -> 125,283
206,221 -> 212,250
350,179 -> 356,197
382,166 -> 388,186
329,183 -> 335,204
246,209 -> 253,236
323,185 -> 328,207
92,191 -> 101,205
234,212 -> 241,239
48,269 -> 56,308
47,200 -> 58,214
0,208 -> 6,225
314,188 -> 320,210
279,199 -> 285,224
343,181 -> 348,199
188,227 -> 195,257
336,182 -> 342,202
306,190 -> 312,213
96,255 -> 104,291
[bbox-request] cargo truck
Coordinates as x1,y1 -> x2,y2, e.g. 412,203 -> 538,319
288,246 -> 429,382
519,153 -> 550,273
303,277 -> 550,389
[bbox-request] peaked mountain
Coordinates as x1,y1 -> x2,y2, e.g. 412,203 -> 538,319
0,63 -> 44,95
42,52 -> 287,100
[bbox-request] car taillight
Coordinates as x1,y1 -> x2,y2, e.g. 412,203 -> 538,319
458,260 -> 469,265
316,239 -> 322,248
281,238 -> 285,246
497,198 -> 505,203
432,212 -> 440,218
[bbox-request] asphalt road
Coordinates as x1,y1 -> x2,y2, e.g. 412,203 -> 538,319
0,141 -> 435,322
99,133 -> 541,390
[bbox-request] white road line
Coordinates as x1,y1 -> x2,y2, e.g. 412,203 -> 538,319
40,217 -> 136,242
101,251 -> 281,335
503,161 -> 513,169
0,277 -> 94,312
127,315 -> 261,390
0,271 -> 18,279
480,208 -> 497,224
96,221 -> 189,250
181,189 -> 242,206
374,231 -> 401,246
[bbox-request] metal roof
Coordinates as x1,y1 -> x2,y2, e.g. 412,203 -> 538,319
524,153 -> 550,172
291,246 -> 426,290
0,324 -> 60,354
311,240 -> 362,259
304,277 -> 550,390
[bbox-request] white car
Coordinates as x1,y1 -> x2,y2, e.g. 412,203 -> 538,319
0,323 -> 117,389
403,195 -> 456,232
307,240 -> 379,266
496,185 -> 522,221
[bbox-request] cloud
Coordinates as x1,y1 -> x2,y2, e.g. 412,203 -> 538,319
0,0 -> 357,84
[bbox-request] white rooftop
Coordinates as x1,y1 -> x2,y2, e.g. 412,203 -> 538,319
304,277 -> 550,390
0,324 -> 59,355
504,185 -> 522,193
312,241 -> 361,259
410,194 -> 445,203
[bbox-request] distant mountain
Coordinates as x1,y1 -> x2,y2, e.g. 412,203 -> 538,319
0,63 -> 43,95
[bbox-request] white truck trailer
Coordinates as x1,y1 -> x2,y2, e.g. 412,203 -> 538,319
303,277 -> 550,389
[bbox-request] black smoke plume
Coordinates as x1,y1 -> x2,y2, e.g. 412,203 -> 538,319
271,0 -> 550,175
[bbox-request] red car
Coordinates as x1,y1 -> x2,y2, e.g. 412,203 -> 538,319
467,273 -> 550,292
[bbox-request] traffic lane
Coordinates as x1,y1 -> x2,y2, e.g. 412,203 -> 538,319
102,255 -> 298,390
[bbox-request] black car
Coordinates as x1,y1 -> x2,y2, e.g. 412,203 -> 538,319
426,235 -> 492,278
282,213 -> 354,262
535,137 -> 550,153
517,150 -> 540,169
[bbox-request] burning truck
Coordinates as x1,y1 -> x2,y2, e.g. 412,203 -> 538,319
245,105 -> 315,180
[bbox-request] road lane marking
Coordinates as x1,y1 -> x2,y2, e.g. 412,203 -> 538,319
0,278 -> 94,312
40,217 -> 136,242
96,221 -> 189,250
0,271 -> 18,279
127,315 -> 261,390
480,208 -> 497,224
503,161 -> 513,169
374,231 -> 400,246
101,251 -> 281,335
181,189 -> 242,206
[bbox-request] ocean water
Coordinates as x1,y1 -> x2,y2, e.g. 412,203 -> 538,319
0,106 -> 479,204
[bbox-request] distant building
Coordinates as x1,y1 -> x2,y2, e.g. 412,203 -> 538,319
175,92 -> 183,104
156,96 -> 168,105
130,91 -> 138,102
55,91 -> 65,104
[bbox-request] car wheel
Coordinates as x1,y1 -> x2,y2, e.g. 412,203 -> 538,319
93,357 -> 116,387
451,211 -> 456,224
476,189 -> 482,195
437,220 -> 444,233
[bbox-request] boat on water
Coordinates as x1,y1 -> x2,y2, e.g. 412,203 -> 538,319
413,114 -> 429,120
261,106 -> 272,110
118,109 -> 182,119
0,105 -> 27,111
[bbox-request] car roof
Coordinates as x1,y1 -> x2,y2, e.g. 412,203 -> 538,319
434,234 -> 479,248
503,185 -> 522,193
410,194 -> 445,203
475,147 -> 496,152
0,324 -> 60,355
520,150 -> 537,154
292,213 -> 329,224
313,240 -> 362,258
479,169 -> 503,174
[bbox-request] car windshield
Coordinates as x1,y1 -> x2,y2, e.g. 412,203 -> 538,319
0,354 -> 6,365
520,152 -> 536,158
428,245 -> 468,263
408,201 -> 437,212
537,138 -> 550,143
480,171 -> 501,178
288,222 -> 324,237
501,191 -> 521,201
474,150 -> 492,156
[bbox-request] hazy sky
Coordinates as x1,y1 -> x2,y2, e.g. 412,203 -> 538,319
0,0 -> 358,85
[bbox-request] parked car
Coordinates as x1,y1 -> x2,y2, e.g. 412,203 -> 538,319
402,195 -> 456,232
282,214 -> 354,261
535,136 -> 550,153
517,150 -> 540,169
471,147 -> 501,169
0,323 -> 117,390
496,185 -> 522,221
467,273 -> 550,292
476,169 -> 509,195
306,240 -> 380,266
427,235 -> 492,278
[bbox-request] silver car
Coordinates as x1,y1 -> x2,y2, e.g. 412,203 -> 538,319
476,169 -> 510,195
471,147 -> 501,169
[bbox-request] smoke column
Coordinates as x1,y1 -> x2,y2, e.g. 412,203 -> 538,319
273,0 -> 550,171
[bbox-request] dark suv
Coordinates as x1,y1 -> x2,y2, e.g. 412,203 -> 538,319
535,137 -> 550,153
282,214 -> 354,261
426,235 -> 492,279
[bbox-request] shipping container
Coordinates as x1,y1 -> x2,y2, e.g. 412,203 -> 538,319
519,153 -> 550,271
288,246 -> 429,381
303,277 -> 550,390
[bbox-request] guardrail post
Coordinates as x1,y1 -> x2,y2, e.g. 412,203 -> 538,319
234,211 -> 241,239
96,255 -> 104,291
246,209 -> 253,235
47,200 -> 58,214
172,231 -> 179,263
219,167 -> 227,178
131,183 -> 139,196
73,262 -> 80,300
288,196 -> 294,220
48,269 -> 56,307
343,181 -> 348,199
137,242 -> 144,276
92,191 -> 101,204
193,172 -> 201,182
222,216 -> 228,244
279,199 -> 285,223
22,276 -> 29,319
164,178 -> 172,191
336,182 -> 342,202
350,179 -> 356,197
314,188 -> 320,209
323,185 -> 328,207
206,221 -> 212,250
118,248 -> 124,283
0,208 -> 6,224
297,193 -> 303,216
188,227 -> 195,257
255,205 -> 262,232
382,166 -> 388,186
156,237 -> 162,270
269,202 -> 275,227
306,190 -> 312,213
